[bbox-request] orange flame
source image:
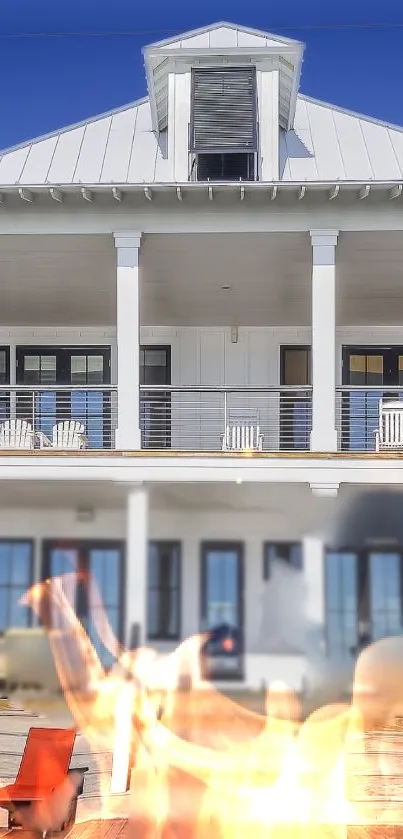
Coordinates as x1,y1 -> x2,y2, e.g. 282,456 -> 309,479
21,574 -> 399,836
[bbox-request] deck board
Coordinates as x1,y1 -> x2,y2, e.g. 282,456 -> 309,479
1,718 -> 403,833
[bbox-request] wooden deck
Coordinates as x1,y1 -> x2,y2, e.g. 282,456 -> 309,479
0,448 -> 402,459
1,712 -> 403,838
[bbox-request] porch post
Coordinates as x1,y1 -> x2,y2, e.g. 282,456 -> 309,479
310,229 -> 339,452
125,483 -> 148,648
114,231 -> 142,449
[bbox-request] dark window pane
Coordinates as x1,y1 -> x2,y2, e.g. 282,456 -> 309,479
71,356 -> 87,386
147,543 -> 180,639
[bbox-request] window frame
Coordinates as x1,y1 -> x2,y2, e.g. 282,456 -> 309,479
0,539 -> 34,634
147,541 -> 181,641
263,541 -> 303,581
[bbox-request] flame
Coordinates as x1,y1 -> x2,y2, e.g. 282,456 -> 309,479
21,574 -> 394,836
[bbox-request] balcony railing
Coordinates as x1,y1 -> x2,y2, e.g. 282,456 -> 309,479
140,386 -> 313,452
336,386 -> 403,452
0,386 -> 117,449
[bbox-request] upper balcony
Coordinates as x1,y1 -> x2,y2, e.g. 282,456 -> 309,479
0,230 -> 401,457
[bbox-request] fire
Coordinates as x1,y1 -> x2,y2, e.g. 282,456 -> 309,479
21,574 -> 393,837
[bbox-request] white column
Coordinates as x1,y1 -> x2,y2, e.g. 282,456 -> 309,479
125,483 -> 148,648
310,229 -> 339,452
114,231 -> 142,449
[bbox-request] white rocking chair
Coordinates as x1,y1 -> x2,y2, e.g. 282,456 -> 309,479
222,424 -> 263,452
0,419 -> 35,450
39,420 -> 88,450
375,399 -> 403,451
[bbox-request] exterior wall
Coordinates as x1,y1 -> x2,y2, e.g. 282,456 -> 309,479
0,499 -> 320,691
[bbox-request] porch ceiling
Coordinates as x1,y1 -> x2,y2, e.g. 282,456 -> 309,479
141,233 -> 311,327
0,231 -> 402,328
337,232 -> 403,326
0,234 -> 116,326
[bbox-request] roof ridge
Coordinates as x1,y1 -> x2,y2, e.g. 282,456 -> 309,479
0,96 -> 149,157
142,20 -> 304,52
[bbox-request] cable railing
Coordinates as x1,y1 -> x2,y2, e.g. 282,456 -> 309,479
336,385 -> 403,452
139,385 -> 313,452
0,385 -> 117,450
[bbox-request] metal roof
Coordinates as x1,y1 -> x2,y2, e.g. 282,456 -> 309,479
1,91 -> 403,189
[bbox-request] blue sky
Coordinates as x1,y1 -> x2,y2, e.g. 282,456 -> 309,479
0,0 -> 402,149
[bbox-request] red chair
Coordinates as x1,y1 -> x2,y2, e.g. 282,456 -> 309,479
0,727 -> 88,831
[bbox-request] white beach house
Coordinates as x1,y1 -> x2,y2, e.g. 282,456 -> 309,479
0,21 -> 402,691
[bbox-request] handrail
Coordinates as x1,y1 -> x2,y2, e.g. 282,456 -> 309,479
140,385 -> 312,393
0,385 -> 116,392
336,386 -> 403,392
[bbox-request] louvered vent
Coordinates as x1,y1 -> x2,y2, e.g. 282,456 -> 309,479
190,67 -> 257,153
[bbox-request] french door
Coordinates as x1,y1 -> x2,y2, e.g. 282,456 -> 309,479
16,347 -> 111,448
43,540 -> 125,668
280,346 -> 311,450
325,548 -> 403,660
201,542 -> 244,680
140,346 -> 171,448
342,346 -> 403,451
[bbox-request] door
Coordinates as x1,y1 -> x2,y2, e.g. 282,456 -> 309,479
0,348 -> 10,427
140,346 -> 171,448
325,548 -> 403,662
201,542 -> 244,680
280,346 -> 311,450
342,347 -> 403,450
43,540 -> 124,668
16,347 -> 111,448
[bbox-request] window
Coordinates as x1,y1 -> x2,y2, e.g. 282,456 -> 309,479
0,541 -> 33,633
190,67 -> 258,182
263,542 -> 303,580
147,542 -> 180,640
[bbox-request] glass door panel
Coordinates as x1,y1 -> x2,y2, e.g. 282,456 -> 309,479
0,348 -> 10,426
69,352 -> 111,448
369,552 -> 402,640
201,543 -> 244,679
280,346 -> 311,450
140,346 -> 171,449
347,353 -> 383,451
44,541 -> 124,668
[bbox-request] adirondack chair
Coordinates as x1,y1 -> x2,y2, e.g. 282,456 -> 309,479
39,421 -> 88,450
0,727 -> 88,831
0,419 -> 34,450
53,421 -> 88,450
375,399 -> 403,451
222,424 -> 263,452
